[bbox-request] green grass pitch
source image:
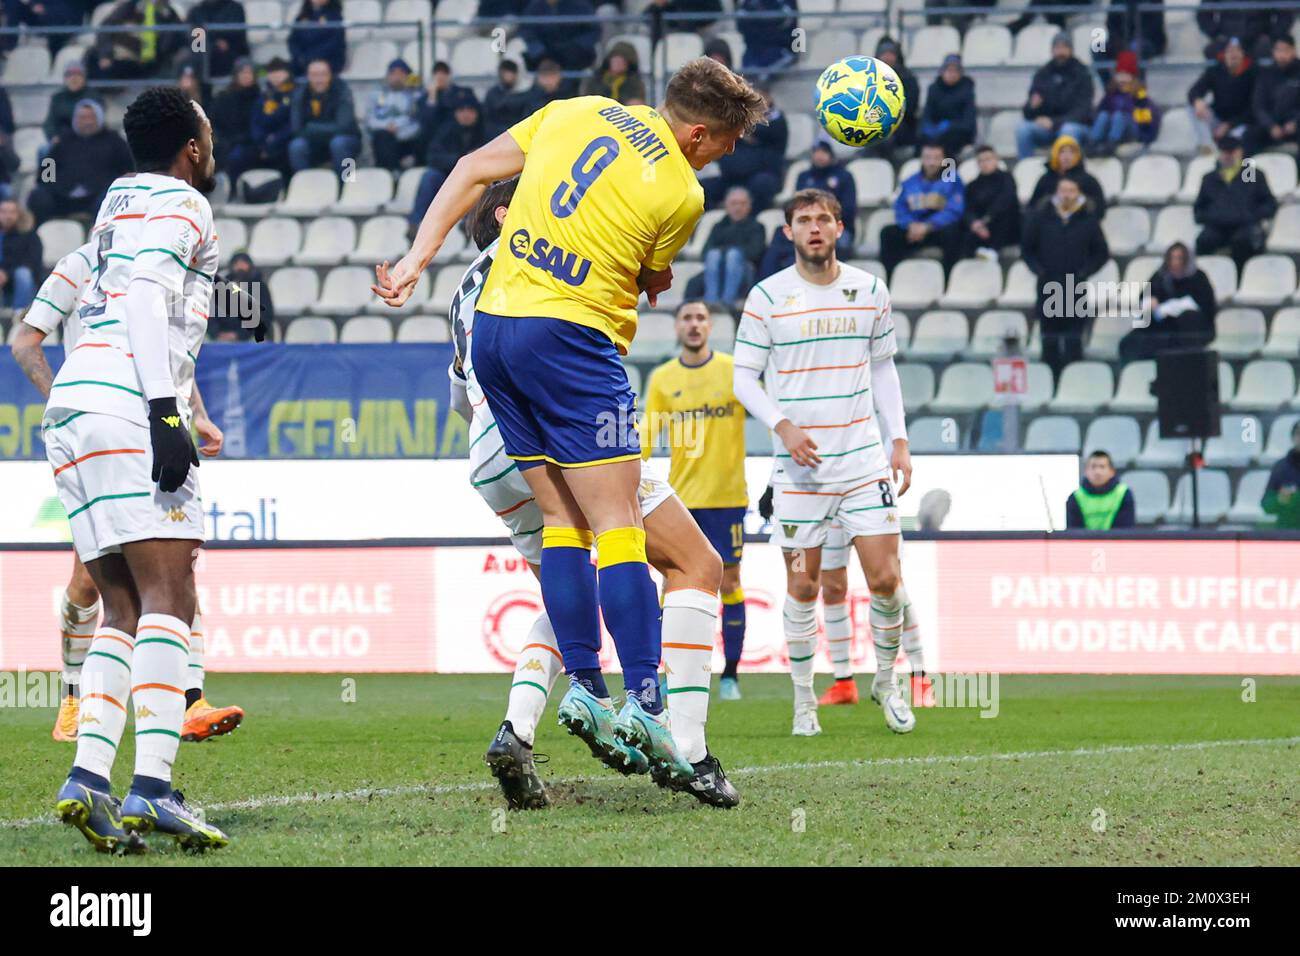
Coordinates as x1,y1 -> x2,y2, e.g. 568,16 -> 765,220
1,674 -> 1297,866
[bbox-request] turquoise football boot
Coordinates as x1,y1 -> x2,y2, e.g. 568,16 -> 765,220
614,694 -> 695,784
557,682 -> 649,775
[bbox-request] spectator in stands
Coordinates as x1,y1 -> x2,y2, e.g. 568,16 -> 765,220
231,55 -> 296,181
42,62 -> 102,147
1261,421 -> 1300,528
210,58 -> 257,174
0,87 -> 17,198
872,36 -> 919,157
288,58 -> 361,177
483,60 -> 533,137
421,61 -> 475,135
795,141 -> 855,255
962,144 -> 1020,258
1194,134 -> 1277,269
1008,0 -> 1090,35
580,40 -> 647,105
1188,37 -> 1257,154
213,253 -> 276,341
1118,241 -> 1216,364
187,0 -> 250,78
736,0 -> 798,81
88,0 -> 186,81
1029,134 -> 1107,215
289,0 -> 346,77
1016,32 -> 1094,159
703,86 -> 786,210
177,62 -> 204,106
1065,451 -> 1136,529
477,0 -> 525,18
880,141 -> 964,279
1198,8 -> 1293,61
703,36 -> 733,70
757,228 -> 794,280
522,58 -> 571,112
0,197 -> 39,309
520,0 -> 599,73
920,54 -> 976,159
646,0 -> 722,46
1087,51 -> 1160,154
5,0 -> 84,55
27,100 -> 132,223
1247,34 -> 1300,155
409,89 -> 486,230
367,58 -> 422,171
1101,0 -> 1167,61
1021,176 -> 1109,381
701,186 -> 766,309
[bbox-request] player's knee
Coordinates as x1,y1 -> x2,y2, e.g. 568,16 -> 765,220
870,574 -> 902,603
99,594 -> 139,636
695,546 -> 723,594
788,576 -> 819,603
67,568 -> 98,607
137,576 -> 198,624
822,579 -> 847,605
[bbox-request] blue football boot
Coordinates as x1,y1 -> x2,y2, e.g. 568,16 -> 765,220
121,788 -> 229,851
55,779 -> 147,854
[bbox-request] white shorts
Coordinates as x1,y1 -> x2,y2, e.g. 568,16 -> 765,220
473,449 -> 674,566
43,408 -> 205,563
822,522 -> 850,571
769,474 -> 900,554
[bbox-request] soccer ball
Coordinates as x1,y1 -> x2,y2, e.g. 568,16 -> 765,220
814,55 -> 907,148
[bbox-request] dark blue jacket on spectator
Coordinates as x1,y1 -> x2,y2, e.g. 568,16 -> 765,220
737,0 -> 798,70
289,1 -> 347,76
519,0 -> 599,72
758,229 -> 794,280
251,77 -> 296,151
920,74 -> 976,146
1262,448 -> 1300,528
290,77 -> 359,140
893,169 -> 965,230
796,161 -> 857,240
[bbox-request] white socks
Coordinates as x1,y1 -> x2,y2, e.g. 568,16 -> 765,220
870,589 -> 904,691
824,601 -> 853,680
900,586 -> 925,673
71,626 -> 134,781
131,613 -> 190,783
661,588 -> 717,764
60,592 -> 99,689
187,611 -> 205,698
504,613 -> 563,746
783,594 -> 818,708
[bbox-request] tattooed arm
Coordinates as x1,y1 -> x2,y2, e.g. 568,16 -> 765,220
11,321 -> 53,399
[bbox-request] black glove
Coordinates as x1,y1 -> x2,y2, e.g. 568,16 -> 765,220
758,484 -> 774,520
148,397 -> 199,493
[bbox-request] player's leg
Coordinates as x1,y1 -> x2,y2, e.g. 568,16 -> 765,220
782,544 -> 824,736
117,538 -> 228,849
852,531 -> 915,734
719,561 -> 745,699
53,554 -> 100,742
899,582 -> 935,706
180,605 -> 245,743
818,565 -> 859,705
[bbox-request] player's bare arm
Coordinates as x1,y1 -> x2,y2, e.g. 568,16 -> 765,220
11,321 -> 53,398
190,381 -> 223,457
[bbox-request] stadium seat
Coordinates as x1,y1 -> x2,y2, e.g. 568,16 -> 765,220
756,208 -> 786,241
663,32 -> 703,71
431,0 -> 475,36
349,215 -> 410,265
1262,307 -> 1300,356
681,209 -> 725,260
11,92 -> 47,127
908,415 -> 961,452
1210,308 -> 1267,357
939,259 -> 1002,309
1011,157 -> 1045,204
909,311 -> 969,358
267,267 -> 320,319
3,46 -> 50,85
1235,255 -> 1295,305
999,260 -> 1036,309
1226,469 -> 1273,524
1218,360 -> 1236,405
1024,415 -> 1081,453
1083,415 -> 1142,467
385,0 -> 431,24
632,312 -> 677,362
1101,205 -> 1150,256
1137,419 -> 1193,467
1011,23 -> 1057,65
890,260 -> 944,311
293,216 -> 358,266
1146,206 -> 1195,254
987,110 -> 1022,158
427,264 -> 470,315
776,159 -> 811,204
1121,469 -> 1171,524
1089,157 -> 1125,200
340,316 -> 395,343
214,218 -> 248,257
36,219 -> 84,268
1197,255 -> 1238,302
846,158 -> 895,207
961,23 -> 1012,66
396,316 -> 451,343
337,168 -> 394,215
957,155 -> 982,184
1205,414 -> 1263,467
248,218 -> 303,267
1263,414 -> 1300,461
386,166 -> 428,214
316,266 -> 382,317
968,309 -> 1028,357
891,310 -> 911,349
807,28 -> 860,67
1119,155 -> 1180,203
931,362 -> 994,412
1231,360 -> 1296,414
1071,22 -> 1100,64
277,170 -> 340,215
1250,151 -> 1298,196
226,169 -> 284,212
13,126 -> 43,173
908,26 -> 960,67
709,313 -> 735,350
1166,469 -> 1232,524
785,113 -> 816,161
1266,204 -> 1300,253
1109,360 -> 1156,412
1083,314 -> 1133,361
857,209 -> 893,256
1122,254 -> 1162,286
656,262 -> 701,309
1048,360 -> 1114,412
284,317 -> 338,343
1176,154 -> 1215,202
344,39 -> 399,80
1149,107 -> 1197,156
898,362 -> 935,409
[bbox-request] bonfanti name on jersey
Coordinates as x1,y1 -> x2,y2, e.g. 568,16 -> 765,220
49,885 -> 152,936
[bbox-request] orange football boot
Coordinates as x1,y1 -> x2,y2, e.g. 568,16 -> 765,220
52,695 -> 79,742
818,679 -> 860,706
910,672 -> 936,708
181,697 -> 244,742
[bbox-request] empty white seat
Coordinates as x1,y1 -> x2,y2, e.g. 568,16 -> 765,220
1084,314 -> 1134,361
1147,205 -> 1195,253
858,209 -> 893,256
36,219 -> 85,268
1049,360 -> 1114,411
908,415 -> 961,452
213,218 -> 248,257
344,39 -> 399,80
1120,155 -> 1180,203
890,309 -> 911,349
931,362 -> 994,412
1210,308 -> 1267,357
1012,157 -> 1046,205
1227,470 -> 1273,524
898,362 -> 935,409
939,259 -> 1002,309
396,316 -> 450,343
1266,204 -> 1300,253
1089,157 -> 1124,200
846,158 -> 895,207
1121,470 -> 1171,524
756,208 -> 786,241
1218,359 -> 1237,405
1262,307 -> 1300,357
968,309 -> 1028,357
1109,360 -> 1156,412
663,32 -> 703,71
3,46 -> 50,84
1166,469 -> 1232,523
682,209 -> 726,260
909,310 -> 969,358
1011,23 -> 1058,65
1263,414 -> 1300,460
1205,414 -> 1263,467
1101,205 -> 1151,256
386,166 -> 428,213
336,168 -> 394,214
907,25 -> 961,67
1149,108 -> 1197,156
247,218 -> 303,267
1176,154 -> 1215,202
316,266 -> 381,317
1137,419 -> 1193,467
709,313 -> 735,350
277,169 -> 340,215
349,215 -> 409,265
784,113 -> 815,161
339,316 -> 394,343
1083,415 -> 1142,467
655,262 -> 701,309
284,317 -> 338,343
1235,255 -> 1296,305
267,266 -> 320,318
1123,254 -> 1163,286
1249,151 -> 1298,196
1017,361 -> 1055,411
1197,255 -> 1238,302
293,216 -> 358,266
1024,415 -> 1081,453
1230,360 -> 1295,411
987,110 -> 1023,158
999,260 -> 1037,309
889,260 -> 944,310
961,23 -> 1012,66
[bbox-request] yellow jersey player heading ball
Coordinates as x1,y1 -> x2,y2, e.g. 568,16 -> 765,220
374,59 -> 767,787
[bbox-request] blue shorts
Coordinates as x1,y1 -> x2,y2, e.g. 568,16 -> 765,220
690,507 -> 747,564
472,311 -> 640,470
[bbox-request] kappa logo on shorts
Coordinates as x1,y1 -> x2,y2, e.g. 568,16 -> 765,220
164,507 -> 186,522
508,228 -> 592,286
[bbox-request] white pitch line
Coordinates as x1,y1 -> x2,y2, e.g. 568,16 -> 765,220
4,735 -> 1295,830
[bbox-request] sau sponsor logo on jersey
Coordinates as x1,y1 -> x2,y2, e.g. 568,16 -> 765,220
509,228 -> 592,287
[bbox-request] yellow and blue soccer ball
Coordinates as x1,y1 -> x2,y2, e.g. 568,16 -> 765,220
814,55 -> 906,148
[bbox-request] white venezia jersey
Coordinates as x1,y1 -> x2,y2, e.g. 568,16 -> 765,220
23,241 -> 99,351
447,238 -> 505,479
734,262 -> 898,486
45,173 -> 218,424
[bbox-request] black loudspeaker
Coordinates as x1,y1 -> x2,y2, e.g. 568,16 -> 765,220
1154,349 -> 1220,440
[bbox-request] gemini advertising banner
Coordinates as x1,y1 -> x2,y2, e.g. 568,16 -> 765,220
1,541 -> 1297,675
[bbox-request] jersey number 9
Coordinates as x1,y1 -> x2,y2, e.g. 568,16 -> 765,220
550,136 -> 620,219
